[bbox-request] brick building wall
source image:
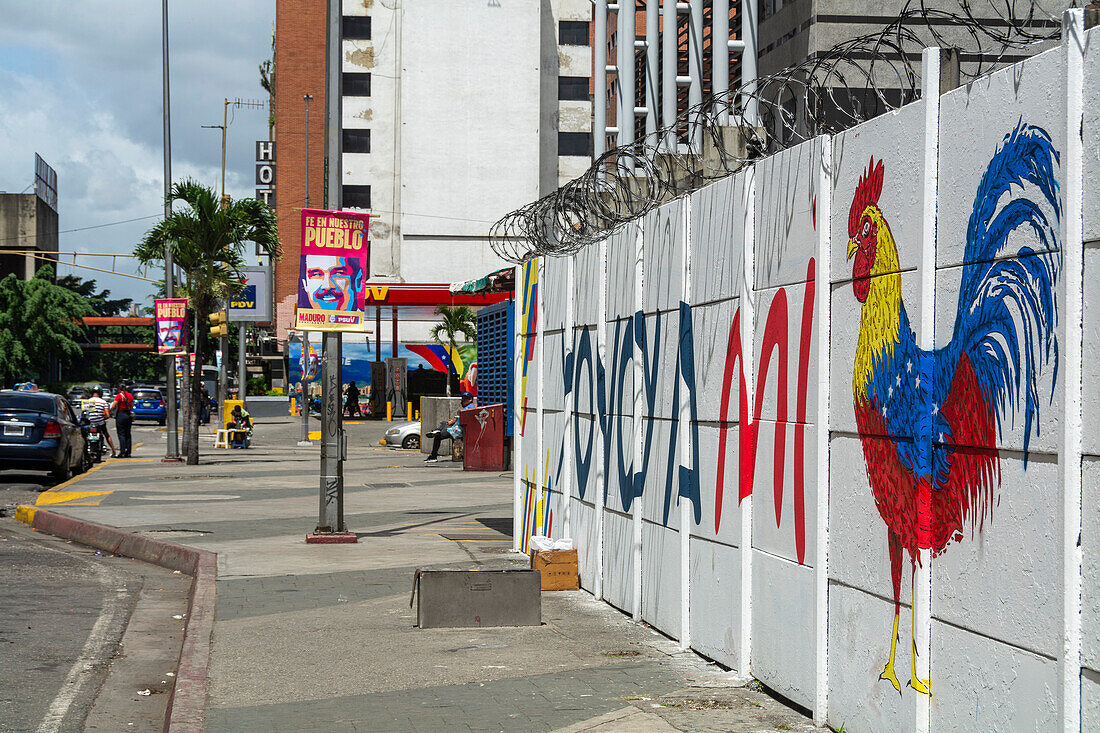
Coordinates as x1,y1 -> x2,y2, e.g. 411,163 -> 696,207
273,0 -> 327,343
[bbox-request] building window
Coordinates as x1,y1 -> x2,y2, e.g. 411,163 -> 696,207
343,129 -> 371,154
343,185 -> 371,210
342,15 -> 371,39
558,76 -> 590,101
343,73 -> 371,97
559,21 -> 588,46
558,132 -> 592,157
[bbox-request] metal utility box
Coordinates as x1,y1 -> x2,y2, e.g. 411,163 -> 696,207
414,569 -> 541,628
475,300 -> 514,436
459,403 -> 506,471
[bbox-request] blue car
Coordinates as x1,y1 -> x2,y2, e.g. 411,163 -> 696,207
131,387 -> 167,424
0,390 -> 87,481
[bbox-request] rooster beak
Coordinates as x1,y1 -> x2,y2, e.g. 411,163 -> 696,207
846,239 -> 858,261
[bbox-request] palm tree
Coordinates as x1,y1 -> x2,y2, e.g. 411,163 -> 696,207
135,180 -> 280,464
429,305 -> 477,397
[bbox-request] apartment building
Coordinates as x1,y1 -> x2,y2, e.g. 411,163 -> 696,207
272,0 -> 597,344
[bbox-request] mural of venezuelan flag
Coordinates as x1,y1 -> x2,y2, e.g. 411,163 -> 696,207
406,344 -> 454,375
518,258 -> 538,435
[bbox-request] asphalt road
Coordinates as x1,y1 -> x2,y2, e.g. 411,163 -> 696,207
0,520 -> 188,733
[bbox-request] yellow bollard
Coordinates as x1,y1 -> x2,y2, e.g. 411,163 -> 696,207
386,401 -> 392,422
289,397 -> 297,416
415,410 -> 419,420
407,401 -> 413,420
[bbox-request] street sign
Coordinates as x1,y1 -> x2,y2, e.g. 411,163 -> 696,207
228,266 -> 273,322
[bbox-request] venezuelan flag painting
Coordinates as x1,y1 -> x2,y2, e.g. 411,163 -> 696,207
518,258 -> 539,436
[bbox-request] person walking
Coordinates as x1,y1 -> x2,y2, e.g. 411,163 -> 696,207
111,382 -> 135,458
344,381 -> 361,418
424,392 -> 474,463
200,385 -> 211,425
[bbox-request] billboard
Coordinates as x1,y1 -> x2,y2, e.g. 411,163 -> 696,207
155,298 -> 188,355
294,208 -> 370,332
228,266 -> 272,322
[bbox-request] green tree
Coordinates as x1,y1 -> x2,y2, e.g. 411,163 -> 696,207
134,180 -> 280,464
56,274 -> 133,317
429,305 -> 477,397
0,265 -> 94,388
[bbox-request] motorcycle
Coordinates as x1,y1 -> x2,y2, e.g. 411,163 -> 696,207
80,414 -> 106,464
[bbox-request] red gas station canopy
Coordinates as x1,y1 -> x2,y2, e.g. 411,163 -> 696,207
363,283 -> 510,319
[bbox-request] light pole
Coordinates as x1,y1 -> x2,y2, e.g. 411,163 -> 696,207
162,0 -> 181,462
201,120 -> 229,423
303,94 -> 313,209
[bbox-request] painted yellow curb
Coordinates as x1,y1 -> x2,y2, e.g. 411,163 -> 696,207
14,504 -> 36,525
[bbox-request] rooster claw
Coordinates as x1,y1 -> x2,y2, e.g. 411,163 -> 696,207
880,664 -> 902,694
908,675 -> 931,696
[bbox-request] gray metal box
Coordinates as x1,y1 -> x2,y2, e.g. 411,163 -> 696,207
415,569 -> 541,628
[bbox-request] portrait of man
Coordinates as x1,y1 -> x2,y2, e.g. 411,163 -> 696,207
158,321 -> 183,352
299,254 -> 365,312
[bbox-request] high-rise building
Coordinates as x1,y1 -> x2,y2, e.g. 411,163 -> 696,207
0,155 -> 59,282
271,0 -> 597,346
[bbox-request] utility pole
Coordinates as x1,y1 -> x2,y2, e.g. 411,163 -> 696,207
201,118 -> 229,420
307,0 -> 354,543
297,331 -> 312,446
303,94 -> 313,208
161,0 -> 181,462
239,322 -> 247,408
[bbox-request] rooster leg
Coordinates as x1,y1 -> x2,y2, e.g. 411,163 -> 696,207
880,532 -> 902,693
908,562 -> 931,695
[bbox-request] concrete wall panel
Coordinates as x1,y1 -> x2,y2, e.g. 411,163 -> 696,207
755,137 -> 825,291
606,226 -> 637,322
690,172 -> 749,305
691,424 -> 743,548
604,414 -> 635,516
544,331 -> 565,411
751,422 -> 817,567
751,280 -> 818,425
604,318 -> 635,418
542,255 -> 568,334
688,537 -> 741,669
827,583 -> 915,733
936,49 -> 1065,270
932,455 -> 1062,658
570,496 -> 600,589
643,202 -> 683,314
1086,25 -> 1100,244
751,549 -> 815,710
572,413 -> 599,503
571,326 -> 597,416
602,508 -> 635,614
931,620 -> 1058,732
641,520 -> 681,640
640,417 -> 677,527
638,313 -> 679,420
1083,458 -> 1100,672
574,245 -> 601,326
830,99 -> 927,281
689,298 -> 739,424
1084,246 -> 1100,456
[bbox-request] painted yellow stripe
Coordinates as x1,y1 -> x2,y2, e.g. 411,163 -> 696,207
37,489 -> 114,506
14,504 -> 36,525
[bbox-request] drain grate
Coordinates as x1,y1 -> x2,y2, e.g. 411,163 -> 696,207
364,482 -> 411,489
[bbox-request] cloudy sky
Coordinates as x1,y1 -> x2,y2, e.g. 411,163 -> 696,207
0,1 -> 274,306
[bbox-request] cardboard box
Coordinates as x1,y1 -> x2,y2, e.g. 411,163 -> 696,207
531,549 -> 579,591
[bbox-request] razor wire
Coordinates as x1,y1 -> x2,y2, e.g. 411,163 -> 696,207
490,0 -> 1069,263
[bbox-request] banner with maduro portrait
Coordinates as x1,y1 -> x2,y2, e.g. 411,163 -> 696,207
154,298 -> 188,355
295,208 -> 371,331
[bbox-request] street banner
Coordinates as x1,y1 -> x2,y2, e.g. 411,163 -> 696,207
294,208 -> 370,331
228,266 -> 273,322
155,298 -> 188,355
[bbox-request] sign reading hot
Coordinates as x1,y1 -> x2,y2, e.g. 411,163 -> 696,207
255,140 -> 275,207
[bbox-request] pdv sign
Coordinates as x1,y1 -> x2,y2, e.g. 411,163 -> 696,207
228,266 -> 272,322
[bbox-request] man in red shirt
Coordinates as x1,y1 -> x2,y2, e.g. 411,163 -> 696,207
112,382 -> 135,458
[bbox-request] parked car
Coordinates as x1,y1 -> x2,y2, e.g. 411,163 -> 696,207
382,420 -> 421,449
0,390 -> 87,481
131,387 -> 167,425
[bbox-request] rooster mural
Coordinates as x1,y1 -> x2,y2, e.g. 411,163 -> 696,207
847,120 -> 1060,694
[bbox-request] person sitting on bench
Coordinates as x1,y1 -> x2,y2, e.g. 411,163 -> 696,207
424,392 -> 474,463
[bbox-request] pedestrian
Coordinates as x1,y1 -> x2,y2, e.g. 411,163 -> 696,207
229,404 -> 253,448
111,382 -> 135,458
344,380 -> 361,417
86,387 -> 117,458
424,392 -> 474,463
200,385 -> 211,425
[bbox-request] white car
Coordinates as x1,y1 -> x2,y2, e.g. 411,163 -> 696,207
381,420 -> 421,449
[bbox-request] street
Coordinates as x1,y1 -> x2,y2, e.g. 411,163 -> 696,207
0,519 -> 188,733
2,415 -> 813,732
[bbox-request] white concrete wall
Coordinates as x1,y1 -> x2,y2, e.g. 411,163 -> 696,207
515,18 -> 1100,731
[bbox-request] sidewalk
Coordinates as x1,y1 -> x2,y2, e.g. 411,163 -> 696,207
29,418 -> 815,732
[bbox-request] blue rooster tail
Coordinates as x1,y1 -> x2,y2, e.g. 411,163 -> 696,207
950,118 -> 1061,458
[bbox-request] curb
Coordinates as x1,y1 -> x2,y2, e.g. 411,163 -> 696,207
14,505 -> 215,733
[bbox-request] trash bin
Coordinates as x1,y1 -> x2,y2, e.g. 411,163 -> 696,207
222,399 -> 244,430
458,403 -> 505,471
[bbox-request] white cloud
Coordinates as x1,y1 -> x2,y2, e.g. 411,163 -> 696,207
0,1 -> 274,303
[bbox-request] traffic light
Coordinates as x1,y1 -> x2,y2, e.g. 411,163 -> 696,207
209,310 -> 228,338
